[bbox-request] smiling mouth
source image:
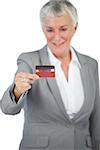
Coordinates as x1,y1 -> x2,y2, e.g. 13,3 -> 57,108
53,42 -> 64,47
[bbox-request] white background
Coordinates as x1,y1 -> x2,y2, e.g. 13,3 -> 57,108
0,0 -> 100,149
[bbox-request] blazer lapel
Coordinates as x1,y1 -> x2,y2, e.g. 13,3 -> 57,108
38,45 -> 70,121
73,50 -> 93,121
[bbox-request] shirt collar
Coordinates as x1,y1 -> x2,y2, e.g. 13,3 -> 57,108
47,46 -> 81,69
71,47 -> 81,69
47,46 -> 60,65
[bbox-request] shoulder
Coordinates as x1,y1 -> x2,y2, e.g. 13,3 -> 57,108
18,50 -> 40,61
17,45 -> 47,62
16,49 -> 42,73
76,50 -> 98,69
17,50 -> 39,69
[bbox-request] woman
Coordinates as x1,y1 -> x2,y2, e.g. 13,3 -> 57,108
0,0 -> 100,149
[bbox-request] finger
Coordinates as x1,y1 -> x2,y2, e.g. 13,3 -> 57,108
16,72 -> 34,79
16,72 -> 39,80
26,85 -> 31,90
15,76 -> 37,85
15,82 -> 31,93
20,82 -> 32,91
21,84 -> 31,92
32,74 -> 40,80
20,78 -> 33,84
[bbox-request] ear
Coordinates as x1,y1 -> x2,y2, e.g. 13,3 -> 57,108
74,22 -> 78,32
72,22 -> 78,36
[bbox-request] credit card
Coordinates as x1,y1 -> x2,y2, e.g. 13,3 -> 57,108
35,65 -> 55,77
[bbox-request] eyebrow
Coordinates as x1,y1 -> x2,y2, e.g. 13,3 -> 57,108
45,25 -> 68,28
45,26 -> 53,29
60,25 -> 68,28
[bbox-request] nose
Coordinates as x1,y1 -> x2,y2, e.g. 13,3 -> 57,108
53,31 -> 61,42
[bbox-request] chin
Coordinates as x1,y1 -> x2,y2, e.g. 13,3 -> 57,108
50,44 -> 64,49
51,43 -> 67,51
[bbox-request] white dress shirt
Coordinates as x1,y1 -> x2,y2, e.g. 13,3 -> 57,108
47,46 -> 84,119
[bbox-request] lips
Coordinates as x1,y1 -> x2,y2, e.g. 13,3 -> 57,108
52,42 -> 65,47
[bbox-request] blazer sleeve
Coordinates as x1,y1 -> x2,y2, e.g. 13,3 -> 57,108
89,61 -> 100,149
0,53 -> 33,115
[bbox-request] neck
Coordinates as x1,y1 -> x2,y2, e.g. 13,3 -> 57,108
55,49 -> 72,64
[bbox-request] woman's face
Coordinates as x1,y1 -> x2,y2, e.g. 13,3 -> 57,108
42,14 -> 77,57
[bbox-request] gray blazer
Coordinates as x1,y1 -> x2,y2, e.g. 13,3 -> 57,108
0,45 -> 100,150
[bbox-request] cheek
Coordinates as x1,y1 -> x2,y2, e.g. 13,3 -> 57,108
44,32 -> 54,41
62,32 -> 74,42
46,35 -> 53,41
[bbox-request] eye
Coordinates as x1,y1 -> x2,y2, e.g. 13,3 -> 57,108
60,28 -> 68,31
46,29 -> 53,32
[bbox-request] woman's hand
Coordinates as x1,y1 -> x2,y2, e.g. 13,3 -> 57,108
13,72 -> 39,99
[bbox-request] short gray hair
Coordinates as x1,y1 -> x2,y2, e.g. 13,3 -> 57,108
40,0 -> 78,26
